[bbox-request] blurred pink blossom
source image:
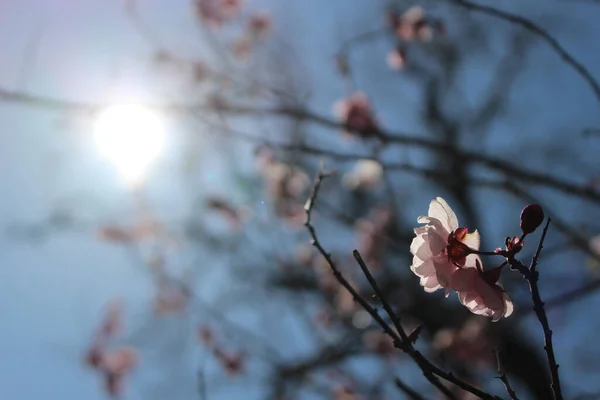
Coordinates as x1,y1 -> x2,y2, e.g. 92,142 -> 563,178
386,48 -> 406,70
343,159 -> 383,190
249,11 -> 272,37
232,35 -> 254,60
333,92 -> 379,136
194,0 -> 243,28
101,347 -> 138,376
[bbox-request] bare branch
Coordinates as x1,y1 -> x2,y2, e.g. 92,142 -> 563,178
507,219 -> 563,400
2,84 -> 598,206
451,0 -> 600,107
494,350 -> 519,400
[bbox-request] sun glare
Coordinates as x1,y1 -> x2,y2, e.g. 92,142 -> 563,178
94,104 -> 165,186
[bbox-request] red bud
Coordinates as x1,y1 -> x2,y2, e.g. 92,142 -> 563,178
520,204 -> 544,234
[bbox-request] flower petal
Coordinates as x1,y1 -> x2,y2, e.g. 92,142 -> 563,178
461,229 -> 480,251
411,257 -> 435,277
450,267 -> 478,292
432,256 -> 456,288
410,234 -> 431,260
421,275 -> 442,293
503,292 -> 514,317
429,197 -> 459,232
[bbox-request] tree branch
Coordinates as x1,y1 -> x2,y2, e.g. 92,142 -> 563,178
451,0 -> 600,106
507,219 -> 563,400
494,350 -> 519,400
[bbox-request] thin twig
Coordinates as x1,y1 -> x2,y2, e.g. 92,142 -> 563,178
451,0 -> 600,107
493,350 -> 518,400
352,250 -> 409,343
304,169 -> 502,400
507,218 -> 563,400
303,169 -> 407,349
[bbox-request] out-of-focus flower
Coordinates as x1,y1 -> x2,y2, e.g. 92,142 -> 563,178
101,347 -> 138,376
232,35 -> 254,60
214,348 -> 245,376
260,161 -> 310,226
248,11 -> 272,37
83,301 -> 139,397
343,159 -> 383,190
87,346 -> 138,398
414,19 -> 433,41
219,0 -> 243,19
194,0 -> 243,28
386,47 -> 406,70
294,243 -> 316,267
315,309 -> 335,328
332,386 -> 364,400
395,6 -> 426,41
334,286 -> 357,314
433,318 -> 495,370
401,6 -> 425,26
97,222 -> 161,245
97,226 -> 134,243
194,0 -> 222,28
392,6 -> 442,43
85,345 -> 104,369
362,330 -> 396,358
591,235 -> 600,257
205,196 -> 252,230
153,278 -> 190,315
333,92 -> 379,137
100,347 -> 137,397
587,235 -> 600,273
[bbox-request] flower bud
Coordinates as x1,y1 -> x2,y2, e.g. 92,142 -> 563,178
520,204 -> 544,234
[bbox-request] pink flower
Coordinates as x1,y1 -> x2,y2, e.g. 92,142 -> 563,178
342,159 -> 383,190
194,0 -> 243,28
101,347 -> 138,375
333,92 -> 379,136
386,48 -> 406,70
410,197 -> 480,294
219,0 -> 243,19
411,197 -> 513,321
452,264 -> 513,322
248,11 -> 272,37
232,35 -> 254,60
395,6 -> 425,41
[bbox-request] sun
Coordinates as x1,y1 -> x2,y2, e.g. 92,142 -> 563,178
94,104 -> 165,186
